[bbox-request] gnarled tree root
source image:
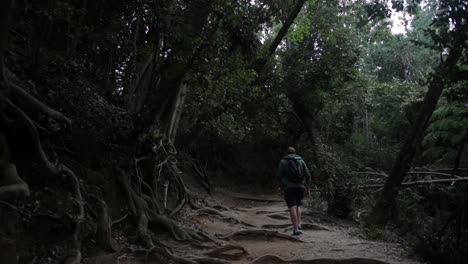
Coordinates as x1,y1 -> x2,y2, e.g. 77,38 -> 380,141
204,244 -> 248,260
145,246 -> 231,264
266,214 -> 289,220
96,200 -> 119,252
117,170 -> 216,248
191,257 -> 232,264
61,165 -> 85,264
256,210 -> 284,215
0,132 -> 29,199
8,81 -> 72,126
2,95 -> 84,263
227,194 -> 282,203
0,163 -> 30,198
193,208 -> 256,228
250,255 -> 390,264
218,230 -> 305,242
168,160 -> 201,216
211,205 -> 229,211
262,223 -> 328,231
145,246 -> 198,264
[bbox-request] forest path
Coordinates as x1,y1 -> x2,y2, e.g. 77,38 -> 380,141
183,190 -> 420,264
86,190 -> 420,264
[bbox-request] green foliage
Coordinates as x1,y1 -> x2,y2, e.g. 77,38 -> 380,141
395,185 -> 468,263
424,97 -> 468,164
363,226 -> 386,239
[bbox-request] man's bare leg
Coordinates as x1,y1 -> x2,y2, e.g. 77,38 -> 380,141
289,206 -> 298,232
296,206 -> 302,230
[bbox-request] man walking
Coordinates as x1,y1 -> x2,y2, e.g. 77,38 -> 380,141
277,147 -> 312,236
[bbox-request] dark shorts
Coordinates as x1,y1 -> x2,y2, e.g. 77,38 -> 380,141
284,187 -> 305,208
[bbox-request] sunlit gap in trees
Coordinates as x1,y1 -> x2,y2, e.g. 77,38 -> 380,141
387,0 -> 410,34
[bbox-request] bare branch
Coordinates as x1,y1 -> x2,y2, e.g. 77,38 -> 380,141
358,177 -> 468,189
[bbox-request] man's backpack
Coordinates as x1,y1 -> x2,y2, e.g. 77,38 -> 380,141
287,159 -> 304,183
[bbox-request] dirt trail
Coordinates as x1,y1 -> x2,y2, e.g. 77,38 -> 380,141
86,191 -> 420,264
188,190 -> 420,264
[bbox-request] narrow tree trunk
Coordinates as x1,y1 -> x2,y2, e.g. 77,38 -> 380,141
366,49 -> 464,226
167,83 -> 187,144
267,0 -> 307,57
254,0 -> 308,73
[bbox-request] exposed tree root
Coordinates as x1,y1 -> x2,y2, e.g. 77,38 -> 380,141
169,160 -> 199,216
218,230 -> 305,242
228,194 -> 282,203
111,213 -> 128,226
256,210 -> 284,215
1,92 -> 84,263
229,207 -> 246,212
0,163 -> 30,198
152,213 -> 205,242
96,200 -> 119,252
0,126 -> 29,199
144,246 -> 231,264
284,223 -> 328,231
204,244 -> 249,260
211,205 -> 230,211
261,223 -> 328,231
61,165 -> 85,264
117,170 -> 215,248
189,158 -> 214,195
145,246 -> 198,264
267,214 -> 289,220
250,255 -> 390,264
3,97 -> 62,175
8,81 -> 72,126
191,257 -> 232,264
193,207 -> 256,228
261,224 -> 291,229
194,207 -> 226,217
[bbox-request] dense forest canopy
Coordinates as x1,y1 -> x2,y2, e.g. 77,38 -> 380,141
0,0 -> 467,263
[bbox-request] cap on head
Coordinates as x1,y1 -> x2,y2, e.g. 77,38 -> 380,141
287,146 -> 296,154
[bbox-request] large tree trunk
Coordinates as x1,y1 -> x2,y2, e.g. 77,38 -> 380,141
366,48 -> 464,226
132,0 -> 211,139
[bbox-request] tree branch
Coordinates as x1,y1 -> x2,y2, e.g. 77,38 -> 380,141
267,0 -> 307,57
358,177 -> 468,189
8,81 -> 72,126
3,98 -> 60,174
